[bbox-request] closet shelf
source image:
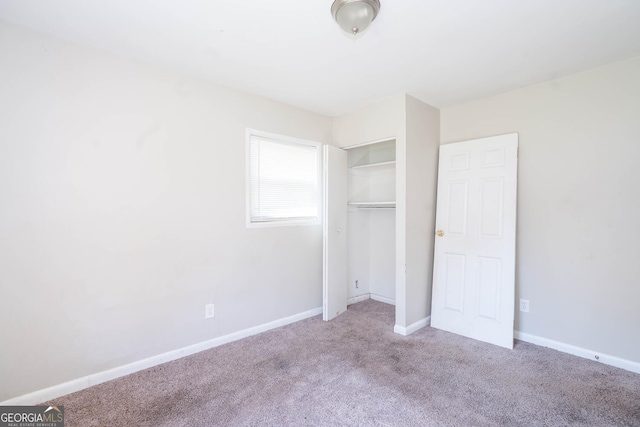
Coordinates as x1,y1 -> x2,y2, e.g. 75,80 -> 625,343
348,201 -> 396,209
350,160 -> 396,170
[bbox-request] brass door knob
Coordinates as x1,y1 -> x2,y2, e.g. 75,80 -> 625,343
437,230 -> 445,237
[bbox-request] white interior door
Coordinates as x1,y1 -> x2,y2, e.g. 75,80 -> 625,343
431,133 -> 518,349
323,145 -> 348,321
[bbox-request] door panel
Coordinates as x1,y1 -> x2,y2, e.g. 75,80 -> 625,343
323,145 -> 348,321
443,253 -> 466,312
450,152 -> 470,171
476,256 -> 501,320
479,178 -> 504,238
431,133 -> 518,349
447,181 -> 469,236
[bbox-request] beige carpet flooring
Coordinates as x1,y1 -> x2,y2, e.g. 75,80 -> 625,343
46,300 -> 640,426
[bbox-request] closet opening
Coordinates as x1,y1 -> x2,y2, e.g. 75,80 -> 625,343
345,138 -> 396,307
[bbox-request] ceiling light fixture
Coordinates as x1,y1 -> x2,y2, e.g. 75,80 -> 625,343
331,0 -> 381,36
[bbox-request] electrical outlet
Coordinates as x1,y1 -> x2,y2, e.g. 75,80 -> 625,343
205,304 -> 215,319
519,299 -> 530,313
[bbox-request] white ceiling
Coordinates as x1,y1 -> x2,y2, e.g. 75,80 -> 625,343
1,0 -> 640,116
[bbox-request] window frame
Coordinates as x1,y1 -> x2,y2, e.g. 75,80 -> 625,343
245,128 -> 323,228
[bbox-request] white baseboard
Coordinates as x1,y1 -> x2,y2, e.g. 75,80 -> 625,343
347,293 -> 395,306
370,293 -> 395,306
394,316 -> 431,336
347,294 -> 370,305
1,307 -> 323,406
515,331 -> 640,375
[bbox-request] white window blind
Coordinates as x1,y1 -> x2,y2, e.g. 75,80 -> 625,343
248,132 -> 320,225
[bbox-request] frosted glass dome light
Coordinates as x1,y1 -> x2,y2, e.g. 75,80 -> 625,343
331,0 -> 381,36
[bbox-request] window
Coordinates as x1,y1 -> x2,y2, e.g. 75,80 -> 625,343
246,129 -> 321,227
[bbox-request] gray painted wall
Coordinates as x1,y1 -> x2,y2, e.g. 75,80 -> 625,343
404,95 -> 439,327
441,56 -> 640,364
0,21 -> 332,401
